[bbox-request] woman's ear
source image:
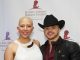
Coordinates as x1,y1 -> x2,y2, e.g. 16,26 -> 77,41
33,26 -> 34,29
17,26 -> 19,30
32,26 -> 34,31
16,27 -> 18,33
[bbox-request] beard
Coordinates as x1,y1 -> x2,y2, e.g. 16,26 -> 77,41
46,32 -> 59,40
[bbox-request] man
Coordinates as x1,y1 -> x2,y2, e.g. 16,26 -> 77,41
38,15 -> 80,60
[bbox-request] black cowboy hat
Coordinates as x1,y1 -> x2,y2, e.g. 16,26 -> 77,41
38,14 -> 65,29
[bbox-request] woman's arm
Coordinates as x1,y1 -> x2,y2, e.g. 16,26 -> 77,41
4,43 -> 16,60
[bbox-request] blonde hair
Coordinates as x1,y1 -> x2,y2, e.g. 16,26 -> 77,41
18,16 -> 33,26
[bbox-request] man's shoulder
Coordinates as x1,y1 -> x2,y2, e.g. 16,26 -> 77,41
40,44 -> 46,49
62,40 -> 80,51
63,40 -> 79,46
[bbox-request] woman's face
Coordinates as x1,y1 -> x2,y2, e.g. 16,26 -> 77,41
17,17 -> 33,38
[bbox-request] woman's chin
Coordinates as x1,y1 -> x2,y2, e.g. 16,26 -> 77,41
22,35 -> 29,38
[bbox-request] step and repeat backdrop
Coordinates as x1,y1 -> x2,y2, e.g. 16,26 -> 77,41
0,0 -> 80,60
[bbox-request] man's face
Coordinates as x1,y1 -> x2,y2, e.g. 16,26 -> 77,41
44,25 -> 60,40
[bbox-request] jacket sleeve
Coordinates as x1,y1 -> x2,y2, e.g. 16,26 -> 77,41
68,42 -> 80,60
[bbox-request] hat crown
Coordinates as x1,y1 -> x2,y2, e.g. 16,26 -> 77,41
43,15 -> 59,27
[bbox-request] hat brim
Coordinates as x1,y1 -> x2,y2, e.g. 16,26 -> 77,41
38,20 -> 65,29
38,23 -> 44,29
58,20 -> 65,29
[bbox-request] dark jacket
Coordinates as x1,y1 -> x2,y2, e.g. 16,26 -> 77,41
40,37 -> 80,60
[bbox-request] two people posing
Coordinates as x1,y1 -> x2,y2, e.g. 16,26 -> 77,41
4,15 -> 80,60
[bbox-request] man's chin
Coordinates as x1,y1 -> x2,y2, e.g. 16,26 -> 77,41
47,36 -> 56,40
47,38 -> 54,40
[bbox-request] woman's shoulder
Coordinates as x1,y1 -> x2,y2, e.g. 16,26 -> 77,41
5,40 -> 18,53
8,40 -> 18,47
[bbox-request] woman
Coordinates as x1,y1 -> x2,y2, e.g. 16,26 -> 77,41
4,16 -> 43,60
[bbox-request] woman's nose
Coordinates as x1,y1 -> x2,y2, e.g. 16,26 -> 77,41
24,26 -> 27,30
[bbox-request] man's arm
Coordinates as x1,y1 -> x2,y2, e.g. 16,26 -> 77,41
69,42 -> 80,60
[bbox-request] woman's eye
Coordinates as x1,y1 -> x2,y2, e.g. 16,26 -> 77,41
20,25 -> 24,27
28,26 -> 31,27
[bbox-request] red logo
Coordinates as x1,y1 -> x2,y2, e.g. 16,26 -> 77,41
64,30 -> 70,40
33,0 -> 39,9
